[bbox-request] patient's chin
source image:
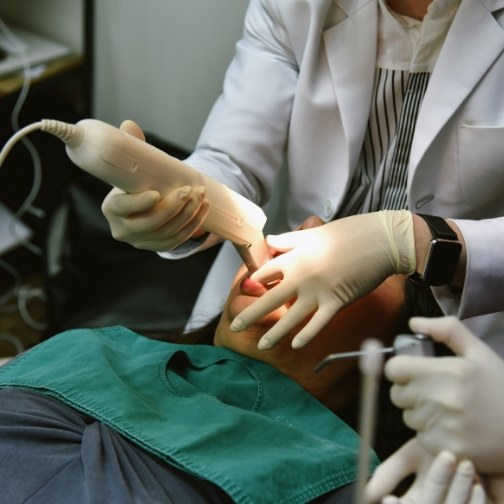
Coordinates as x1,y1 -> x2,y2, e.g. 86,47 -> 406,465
214,309 -> 277,353
214,325 -> 262,354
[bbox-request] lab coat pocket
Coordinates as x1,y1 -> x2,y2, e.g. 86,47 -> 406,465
458,125 -> 504,209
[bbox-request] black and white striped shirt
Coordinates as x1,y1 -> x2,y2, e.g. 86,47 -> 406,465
337,0 -> 461,216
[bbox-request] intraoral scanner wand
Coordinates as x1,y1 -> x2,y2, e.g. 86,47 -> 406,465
0,119 -> 272,272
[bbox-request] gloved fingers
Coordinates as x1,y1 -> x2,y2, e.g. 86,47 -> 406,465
365,439 -> 421,503
256,299 -> 317,350
415,430 -> 458,463
423,456 -> 485,504
389,382 -> 415,410
401,403 -> 442,433
102,186 -> 209,251
231,282 -> 299,333
381,495 -> 402,504
443,459 -> 477,504
290,305 -> 342,349
408,316 -> 486,358
133,186 -> 205,229
119,119 -> 146,141
147,188 -> 209,238
368,443 -> 485,504
106,186 -> 207,244
418,450 -> 458,503
102,188 -> 161,218
385,355 -> 459,384
249,254 -> 288,285
388,380 -> 441,411
134,198 -> 210,251
468,483 -> 487,504
264,228 -> 315,252
381,496 -> 402,503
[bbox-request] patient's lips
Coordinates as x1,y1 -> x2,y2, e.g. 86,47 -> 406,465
240,276 -> 268,297
227,275 -> 268,319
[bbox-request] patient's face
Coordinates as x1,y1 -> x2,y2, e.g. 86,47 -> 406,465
214,264 -> 407,411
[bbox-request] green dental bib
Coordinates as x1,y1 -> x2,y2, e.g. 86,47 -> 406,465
0,326 -> 376,503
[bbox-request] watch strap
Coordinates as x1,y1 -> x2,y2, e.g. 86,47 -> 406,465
409,214 -> 461,286
417,214 -> 458,241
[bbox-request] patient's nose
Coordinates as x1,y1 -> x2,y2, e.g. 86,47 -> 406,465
240,276 -> 268,297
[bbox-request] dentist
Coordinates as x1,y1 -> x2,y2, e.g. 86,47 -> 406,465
102,0 -> 504,356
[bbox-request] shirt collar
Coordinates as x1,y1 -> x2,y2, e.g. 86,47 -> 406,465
376,0 -> 462,72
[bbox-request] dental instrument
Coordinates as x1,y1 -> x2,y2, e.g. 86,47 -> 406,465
0,119 -> 272,272
316,335 -> 434,503
314,333 -> 435,373
355,339 -> 384,504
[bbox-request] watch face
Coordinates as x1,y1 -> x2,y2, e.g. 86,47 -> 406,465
423,239 -> 463,286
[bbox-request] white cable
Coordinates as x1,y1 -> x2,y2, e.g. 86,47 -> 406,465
0,121 -> 78,169
0,122 -> 44,166
0,17 -> 43,256
0,121 -> 78,332
0,20 -> 78,342
0,19 -> 40,321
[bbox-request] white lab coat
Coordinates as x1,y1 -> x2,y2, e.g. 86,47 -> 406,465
162,0 -> 504,353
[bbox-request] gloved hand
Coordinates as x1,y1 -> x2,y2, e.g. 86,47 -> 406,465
230,210 -> 416,349
101,120 -> 210,252
365,438 -> 487,504
386,316 -> 504,475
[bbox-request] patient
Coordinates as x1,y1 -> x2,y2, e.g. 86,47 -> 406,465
0,221 -> 432,503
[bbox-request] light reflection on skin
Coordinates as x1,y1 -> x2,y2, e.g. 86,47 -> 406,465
213,232 -> 407,413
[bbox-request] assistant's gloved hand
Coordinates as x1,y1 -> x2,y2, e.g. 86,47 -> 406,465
101,120 -> 210,252
365,438 -> 487,504
230,210 -> 416,349
386,316 -> 504,475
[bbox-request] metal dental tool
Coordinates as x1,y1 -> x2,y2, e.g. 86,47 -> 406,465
314,333 -> 435,373
314,334 -> 435,504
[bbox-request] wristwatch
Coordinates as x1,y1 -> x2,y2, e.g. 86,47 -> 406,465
409,214 -> 462,286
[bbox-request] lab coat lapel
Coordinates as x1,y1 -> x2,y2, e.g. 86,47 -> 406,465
409,0 -> 504,172
323,0 -> 378,173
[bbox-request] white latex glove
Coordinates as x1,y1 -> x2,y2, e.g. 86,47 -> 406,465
230,210 -> 416,349
101,120 -> 210,252
386,316 -> 504,475
365,439 -> 487,504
